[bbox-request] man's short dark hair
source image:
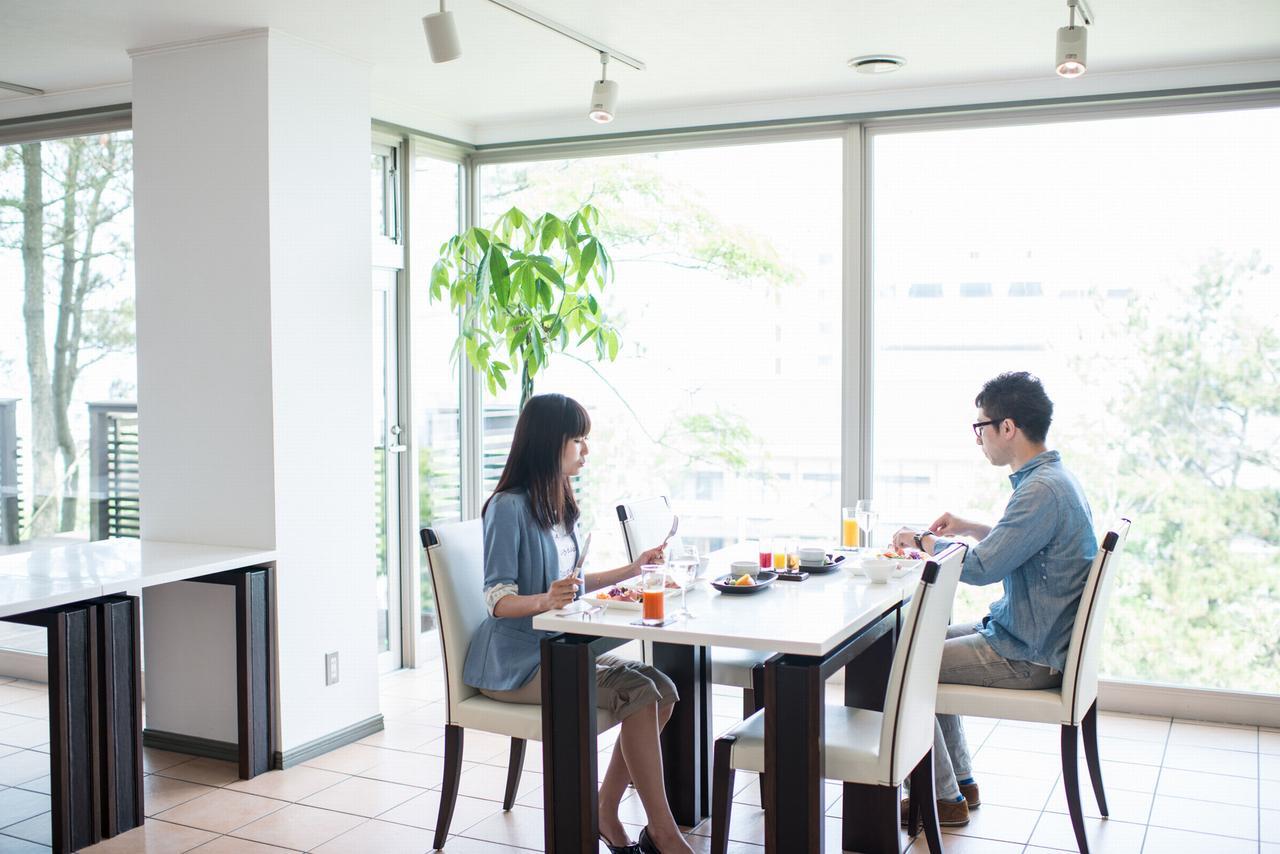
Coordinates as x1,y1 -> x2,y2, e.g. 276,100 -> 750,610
975,372 -> 1053,443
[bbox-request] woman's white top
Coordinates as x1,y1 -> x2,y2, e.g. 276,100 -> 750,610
483,522 -> 577,617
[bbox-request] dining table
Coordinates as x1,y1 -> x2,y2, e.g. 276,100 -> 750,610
532,543 -> 926,854
0,538 -> 276,853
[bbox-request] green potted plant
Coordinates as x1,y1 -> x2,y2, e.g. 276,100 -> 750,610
430,205 -> 621,411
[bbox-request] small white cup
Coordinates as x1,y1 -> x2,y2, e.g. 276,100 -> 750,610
798,547 -> 827,566
730,559 -> 760,579
862,558 -> 896,583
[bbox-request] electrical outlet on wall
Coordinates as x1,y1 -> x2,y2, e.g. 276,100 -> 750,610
325,652 -> 340,686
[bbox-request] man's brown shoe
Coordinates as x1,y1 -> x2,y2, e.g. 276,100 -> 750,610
899,796 -> 970,828
959,781 -> 981,808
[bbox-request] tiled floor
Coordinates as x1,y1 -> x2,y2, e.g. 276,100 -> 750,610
0,666 -> 1274,853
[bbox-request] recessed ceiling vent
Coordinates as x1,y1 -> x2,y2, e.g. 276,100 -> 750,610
847,55 -> 906,74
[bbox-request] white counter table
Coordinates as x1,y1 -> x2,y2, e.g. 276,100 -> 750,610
0,538 -> 276,852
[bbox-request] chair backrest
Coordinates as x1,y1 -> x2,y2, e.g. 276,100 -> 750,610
421,520 -> 485,718
877,543 -> 966,785
1060,517 -> 1131,724
616,496 -> 676,562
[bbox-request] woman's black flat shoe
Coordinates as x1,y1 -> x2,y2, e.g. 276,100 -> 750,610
599,832 -> 641,854
638,826 -> 661,854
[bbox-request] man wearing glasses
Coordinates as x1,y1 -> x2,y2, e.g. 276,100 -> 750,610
893,371 -> 1097,827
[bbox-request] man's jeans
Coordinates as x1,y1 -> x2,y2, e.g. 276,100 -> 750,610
931,623 -> 1061,800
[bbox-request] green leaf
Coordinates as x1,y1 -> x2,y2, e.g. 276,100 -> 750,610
429,260 -> 449,301
605,329 -> 619,360
578,239 -> 598,286
536,278 -> 554,311
587,294 -> 599,315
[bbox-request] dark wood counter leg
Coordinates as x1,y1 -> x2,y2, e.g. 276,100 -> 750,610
205,565 -> 275,778
7,604 -> 102,853
541,633 -> 600,854
652,642 -> 712,828
763,654 -> 824,854
97,595 -> 145,837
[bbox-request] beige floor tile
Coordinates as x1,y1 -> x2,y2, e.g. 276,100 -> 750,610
0,687 -> 43,707
388,703 -> 447,728
967,771 -> 1056,811
231,802 -> 366,850
378,695 -> 433,718
935,833 -> 1025,853
687,802 -> 765,844
0,751 -> 48,787
1262,809 -> 1280,844
982,723 -> 1062,754
14,775 -> 49,796
821,815 -> 913,853
1147,794 -> 1258,840
438,835 -> 542,852
0,714 -> 33,733
78,819 -> 218,853
684,833 -> 765,854
1156,766 -> 1258,806
971,745 -> 1063,780
1096,713 -> 1171,743
153,788 -> 287,834
1096,759 -> 1160,793
943,803 -> 1040,844
0,721 -> 51,750
457,763 -> 541,803
455,803 -> 550,850
189,837 -> 298,853
143,774 -> 218,815
143,747 -> 197,773
357,749 -> 448,788
1264,844 -> 1280,854
1169,721 -> 1258,752
1161,742 -> 1258,778
0,788 -> 49,827
299,775 -> 424,817
0,810 -> 51,846
312,818 -> 435,853
1044,779 -> 1153,823
1264,778 -> 1280,805
0,834 -> 47,854
157,757 -> 241,787
420,730 -> 511,765
1028,812 -> 1147,852
1095,735 -> 1166,766
301,743 -> 394,775
225,764 -> 349,802
0,698 -> 48,720
1261,728 -> 1280,755
358,722 -> 444,752
1263,753 -> 1280,781
1142,825 -> 1259,853
378,789 -> 502,833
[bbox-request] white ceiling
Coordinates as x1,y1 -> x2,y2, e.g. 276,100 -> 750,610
4,0 -> 1279,143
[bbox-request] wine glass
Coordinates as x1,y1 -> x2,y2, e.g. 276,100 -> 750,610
669,545 -> 700,620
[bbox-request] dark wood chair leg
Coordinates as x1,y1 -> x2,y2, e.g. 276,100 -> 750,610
1081,701 -> 1109,817
907,777 -> 921,837
741,687 -> 755,719
433,724 -> 464,850
910,750 -> 944,854
842,781 -> 900,854
503,738 -> 526,811
1061,722 -> 1091,854
710,736 -> 735,854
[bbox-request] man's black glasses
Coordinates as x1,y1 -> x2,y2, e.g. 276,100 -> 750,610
972,420 -> 999,438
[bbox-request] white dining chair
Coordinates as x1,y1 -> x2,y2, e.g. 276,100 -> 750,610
934,518 -> 1130,854
616,498 -> 772,717
420,521 -> 622,851
709,544 -> 967,854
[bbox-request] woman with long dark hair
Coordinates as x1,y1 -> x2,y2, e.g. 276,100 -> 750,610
462,393 -> 694,854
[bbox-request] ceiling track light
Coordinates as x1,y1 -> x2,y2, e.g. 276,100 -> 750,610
848,55 -> 906,74
1056,0 -> 1094,78
423,0 -> 462,63
588,53 -> 619,123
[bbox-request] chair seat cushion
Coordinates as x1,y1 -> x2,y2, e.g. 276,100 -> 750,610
935,683 -> 1067,725
454,695 -> 619,741
724,705 -> 897,785
711,648 -> 770,689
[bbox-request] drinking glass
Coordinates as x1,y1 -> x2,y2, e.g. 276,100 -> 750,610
842,507 -> 860,548
669,546 -> 700,620
855,499 -> 877,549
641,565 -> 667,623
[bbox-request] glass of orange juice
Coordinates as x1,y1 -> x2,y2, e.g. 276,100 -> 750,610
641,566 -> 667,623
772,543 -> 786,569
842,507 -> 860,548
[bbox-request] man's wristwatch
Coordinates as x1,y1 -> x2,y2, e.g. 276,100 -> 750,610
913,531 -> 928,551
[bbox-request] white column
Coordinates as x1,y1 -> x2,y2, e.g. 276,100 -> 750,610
132,29 -> 379,753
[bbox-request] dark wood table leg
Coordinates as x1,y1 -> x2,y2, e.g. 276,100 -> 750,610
842,609 -> 901,854
763,653 -> 824,854
203,564 -> 275,778
96,595 -> 145,837
652,642 -> 712,828
541,633 -> 600,854
7,604 -> 101,853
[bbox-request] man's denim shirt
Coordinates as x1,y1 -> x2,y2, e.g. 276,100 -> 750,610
936,450 -> 1097,672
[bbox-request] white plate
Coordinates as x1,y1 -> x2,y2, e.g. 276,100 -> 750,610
587,585 -> 680,611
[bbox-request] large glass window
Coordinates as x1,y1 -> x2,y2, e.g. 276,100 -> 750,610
870,106 -> 1280,693
477,138 -> 844,567
411,150 -> 463,636
1,131 -> 137,653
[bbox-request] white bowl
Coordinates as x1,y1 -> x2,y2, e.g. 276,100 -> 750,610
730,559 -> 761,579
798,547 -> 827,566
861,558 -> 896,583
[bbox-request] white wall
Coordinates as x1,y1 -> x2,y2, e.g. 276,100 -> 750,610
132,29 -> 379,751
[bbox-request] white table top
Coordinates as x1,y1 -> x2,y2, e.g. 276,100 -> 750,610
0,539 -> 278,614
533,543 -> 923,657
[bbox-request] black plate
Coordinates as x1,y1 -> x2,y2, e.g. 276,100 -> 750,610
712,570 -> 776,594
798,554 -> 846,574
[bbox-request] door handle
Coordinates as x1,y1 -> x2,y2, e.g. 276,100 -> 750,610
387,444 -> 408,454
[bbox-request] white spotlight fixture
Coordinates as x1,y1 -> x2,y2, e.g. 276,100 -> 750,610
848,55 -> 907,74
1055,0 -> 1094,78
423,0 -> 462,63
588,53 -> 619,123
